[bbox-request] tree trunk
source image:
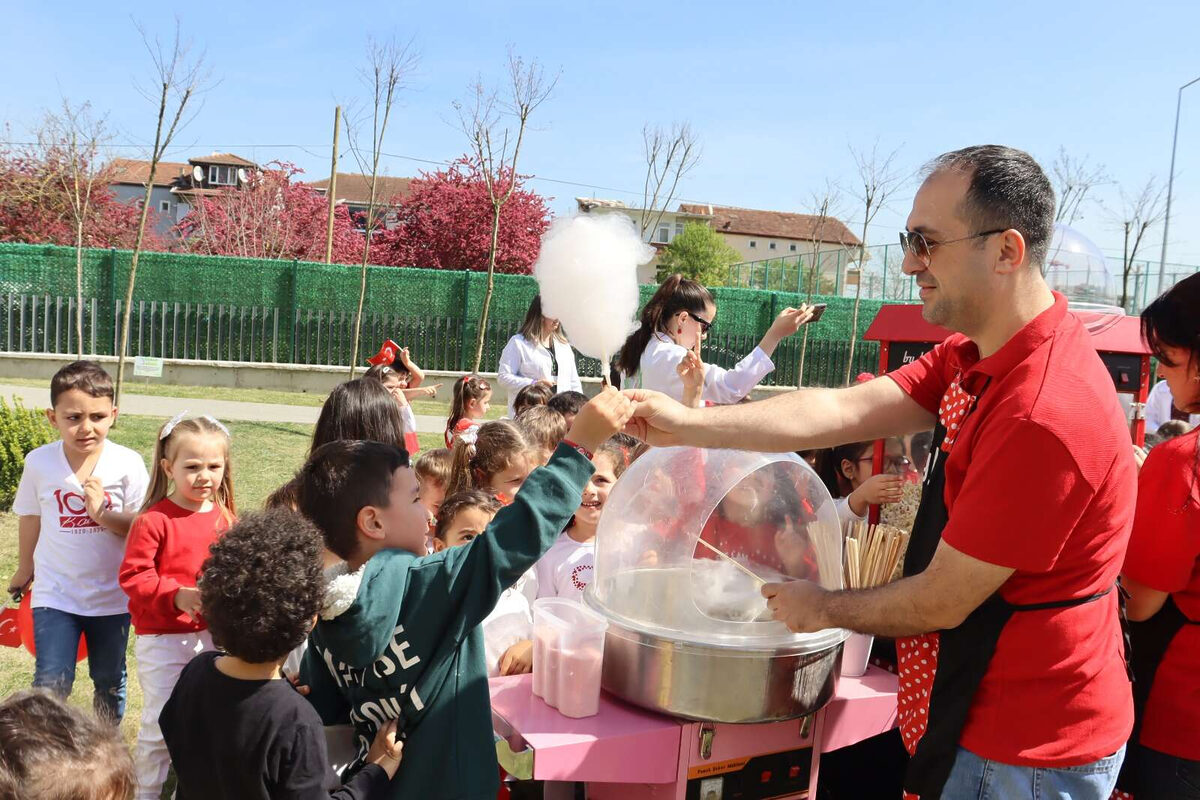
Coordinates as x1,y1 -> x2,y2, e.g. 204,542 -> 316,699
75,221 -> 85,359
845,234 -> 868,385
349,219 -> 373,377
797,325 -> 810,388
114,182 -> 157,412
1120,226 -> 1130,310
472,204 -> 503,373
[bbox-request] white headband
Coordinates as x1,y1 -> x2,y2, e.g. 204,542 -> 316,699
160,411 -> 231,440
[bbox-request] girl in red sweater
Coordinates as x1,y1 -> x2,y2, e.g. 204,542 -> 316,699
119,413 -> 236,800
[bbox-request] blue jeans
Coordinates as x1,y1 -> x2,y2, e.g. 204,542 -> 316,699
1137,745 -> 1200,800
32,607 -> 130,722
941,744 -> 1124,799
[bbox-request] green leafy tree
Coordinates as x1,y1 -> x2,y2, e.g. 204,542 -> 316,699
656,222 -> 739,286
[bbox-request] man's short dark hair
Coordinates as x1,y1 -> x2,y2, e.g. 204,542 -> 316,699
199,509 -> 325,663
547,391 -> 588,417
49,360 -> 114,407
0,690 -> 134,800
926,145 -> 1056,268
297,440 -> 409,560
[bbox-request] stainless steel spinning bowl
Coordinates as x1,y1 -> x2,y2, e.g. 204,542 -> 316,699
584,568 -> 846,723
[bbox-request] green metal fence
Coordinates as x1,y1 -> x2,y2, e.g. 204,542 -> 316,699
0,243 -> 891,387
727,243 -> 1197,313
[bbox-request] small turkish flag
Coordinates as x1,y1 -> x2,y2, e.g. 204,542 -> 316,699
367,339 -> 400,367
0,607 -> 20,648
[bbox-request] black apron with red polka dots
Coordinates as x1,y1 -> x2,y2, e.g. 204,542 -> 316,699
897,374 -> 1116,800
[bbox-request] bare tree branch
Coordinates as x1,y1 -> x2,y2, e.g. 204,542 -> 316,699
1113,176 -> 1166,309
455,49 -> 558,373
844,141 -> 905,384
638,122 -> 701,240
795,182 -> 843,386
41,100 -> 112,358
345,36 -> 419,375
115,18 -> 210,411
1052,146 -> 1109,225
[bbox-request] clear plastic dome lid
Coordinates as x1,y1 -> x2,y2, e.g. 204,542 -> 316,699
588,447 -> 847,652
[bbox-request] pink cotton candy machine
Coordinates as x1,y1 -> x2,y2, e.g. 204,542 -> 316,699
583,447 -> 848,723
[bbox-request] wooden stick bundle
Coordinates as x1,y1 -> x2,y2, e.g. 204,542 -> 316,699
843,520 -> 910,590
807,521 -> 843,589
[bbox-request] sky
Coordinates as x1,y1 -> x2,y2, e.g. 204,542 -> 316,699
3,0 -> 1200,273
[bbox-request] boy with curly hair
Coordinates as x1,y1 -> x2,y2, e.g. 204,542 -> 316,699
159,509 -> 403,799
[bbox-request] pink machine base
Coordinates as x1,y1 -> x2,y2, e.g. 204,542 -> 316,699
490,666 -> 899,799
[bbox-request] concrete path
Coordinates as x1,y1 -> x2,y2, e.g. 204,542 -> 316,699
0,383 -> 447,434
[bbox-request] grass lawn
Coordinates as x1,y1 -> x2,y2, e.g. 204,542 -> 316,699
0,375 -> 506,420
0,415 -> 444,745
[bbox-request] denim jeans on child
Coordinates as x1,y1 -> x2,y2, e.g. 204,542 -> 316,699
941,744 -> 1124,800
32,607 -> 130,722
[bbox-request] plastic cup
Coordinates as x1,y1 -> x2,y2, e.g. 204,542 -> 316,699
553,603 -> 608,718
532,598 -> 573,708
840,632 -> 874,677
533,598 -> 608,717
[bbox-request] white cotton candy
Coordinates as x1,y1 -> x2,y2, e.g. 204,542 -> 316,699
533,214 -> 653,363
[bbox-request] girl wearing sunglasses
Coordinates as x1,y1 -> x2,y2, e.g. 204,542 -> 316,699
616,273 -> 817,405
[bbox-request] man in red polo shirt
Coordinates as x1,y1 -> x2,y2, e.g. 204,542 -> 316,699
624,145 -> 1135,799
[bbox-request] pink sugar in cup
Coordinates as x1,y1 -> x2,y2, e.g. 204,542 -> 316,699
532,597 -> 608,717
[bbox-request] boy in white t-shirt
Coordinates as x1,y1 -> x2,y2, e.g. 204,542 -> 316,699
7,361 -> 150,722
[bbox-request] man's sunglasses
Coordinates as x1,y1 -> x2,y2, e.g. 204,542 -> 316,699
687,311 -> 713,334
898,228 -> 1007,266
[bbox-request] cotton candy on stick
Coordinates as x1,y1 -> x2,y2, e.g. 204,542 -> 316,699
534,215 -> 653,382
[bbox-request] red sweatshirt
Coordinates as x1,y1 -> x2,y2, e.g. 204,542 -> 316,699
119,498 -> 231,635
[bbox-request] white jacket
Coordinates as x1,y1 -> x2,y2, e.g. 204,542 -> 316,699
497,333 -> 582,417
1144,379 -> 1199,432
626,332 -> 774,405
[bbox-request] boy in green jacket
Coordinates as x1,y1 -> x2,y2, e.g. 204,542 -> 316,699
298,389 -> 633,800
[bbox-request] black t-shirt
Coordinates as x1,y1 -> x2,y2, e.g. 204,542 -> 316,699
161,651 -> 390,800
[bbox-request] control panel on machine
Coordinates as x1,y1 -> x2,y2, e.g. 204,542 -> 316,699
687,747 -> 813,800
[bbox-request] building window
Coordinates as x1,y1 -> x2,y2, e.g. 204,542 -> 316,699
749,240 -> 757,248
656,225 -> 670,244
769,242 -> 777,250
208,165 -> 236,186
675,222 -> 684,238
790,244 -> 797,252
159,200 -> 171,212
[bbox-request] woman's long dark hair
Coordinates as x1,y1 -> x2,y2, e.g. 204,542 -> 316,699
519,295 -> 567,345
1142,272 -> 1200,376
311,378 -> 406,454
1141,271 -> 1200,508
617,274 -> 714,377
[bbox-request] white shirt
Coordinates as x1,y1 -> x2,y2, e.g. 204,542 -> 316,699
626,333 -> 774,405
1144,380 -> 1199,433
534,533 -> 594,602
497,334 -> 582,417
482,568 -> 538,677
13,440 -> 149,617
834,495 -> 866,527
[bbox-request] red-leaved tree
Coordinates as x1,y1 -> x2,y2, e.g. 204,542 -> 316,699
174,161 -> 364,263
0,142 -> 153,249
373,156 -> 550,273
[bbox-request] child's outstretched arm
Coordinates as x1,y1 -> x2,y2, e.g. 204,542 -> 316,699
437,390 -> 634,632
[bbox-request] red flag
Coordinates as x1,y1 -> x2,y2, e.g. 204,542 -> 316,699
367,339 -> 400,366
